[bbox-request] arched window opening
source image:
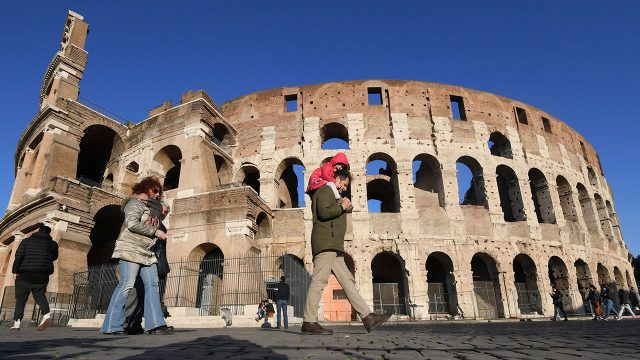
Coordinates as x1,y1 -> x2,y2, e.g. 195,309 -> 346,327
87,205 -> 124,267
488,132 -> 513,159
587,167 -> 598,188
426,252 -> 458,316
456,156 -> 488,208
154,145 -> 182,191
277,254 -> 309,318
528,168 -> 555,224
612,267 -> 624,306
556,176 -> 577,222
214,155 -> 231,186
76,125 -> 120,187
625,270 -> 633,289
255,212 -> 271,239
413,154 -> 444,208
366,153 -> 400,213
575,259 -> 593,314
614,267 -> 624,290
321,122 -> 349,149
371,252 -> 409,315
238,165 -> 260,195
471,253 -> 504,319
577,183 -> 598,233
212,123 -> 233,147
126,161 -> 139,173
597,263 -> 611,288
548,256 -> 572,312
496,165 -> 526,222
196,246 -> 224,315
513,254 -> 542,315
275,158 -> 305,208
103,173 -> 114,188
594,194 -> 613,242
605,201 -> 622,241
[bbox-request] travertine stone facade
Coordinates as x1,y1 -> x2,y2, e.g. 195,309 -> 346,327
0,11 -> 634,320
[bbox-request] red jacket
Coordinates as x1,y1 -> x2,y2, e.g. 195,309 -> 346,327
306,152 -> 349,193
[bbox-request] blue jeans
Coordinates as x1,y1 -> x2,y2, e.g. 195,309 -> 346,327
602,299 -> 619,320
101,260 -> 166,333
276,300 -> 288,328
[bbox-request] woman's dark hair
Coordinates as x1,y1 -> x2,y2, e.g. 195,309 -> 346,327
132,177 -> 163,197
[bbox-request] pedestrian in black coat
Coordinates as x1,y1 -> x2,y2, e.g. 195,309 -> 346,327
10,225 -> 58,331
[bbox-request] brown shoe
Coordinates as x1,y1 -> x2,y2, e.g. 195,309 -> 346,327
301,321 -> 333,335
362,312 -> 391,333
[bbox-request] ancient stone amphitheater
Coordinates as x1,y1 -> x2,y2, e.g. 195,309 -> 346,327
0,11 -> 634,322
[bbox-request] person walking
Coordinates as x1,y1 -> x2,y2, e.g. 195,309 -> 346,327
100,177 -> 174,335
274,276 -> 290,329
302,170 -> 390,335
617,288 -> 636,319
10,225 -> 58,331
550,287 -> 568,321
630,287 -> 640,314
600,283 -> 619,321
586,284 -> 603,320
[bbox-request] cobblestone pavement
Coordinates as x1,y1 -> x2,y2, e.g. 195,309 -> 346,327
1,318 -> 639,359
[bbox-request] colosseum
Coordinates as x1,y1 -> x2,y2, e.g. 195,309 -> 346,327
0,11 -> 635,325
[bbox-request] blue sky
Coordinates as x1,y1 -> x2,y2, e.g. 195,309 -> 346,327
1,1 -> 638,253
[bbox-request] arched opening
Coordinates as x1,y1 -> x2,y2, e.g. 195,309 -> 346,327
577,183 -> 599,233
597,263 -> 611,288
425,252 -> 458,316
496,165 -> 526,222
456,156 -> 488,208
575,259 -> 593,314
366,153 -> 400,213
587,167 -> 598,188
255,212 -> 271,239
488,131 -> 513,159
528,168 -> 556,224
594,194 -> 613,241
275,158 -> 305,208
126,161 -> 139,173
371,252 -> 408,315
76,125 -> 121,187
412,154 -> 445,208
87,205 -> 124,267
513,254 -> 542,315
625,270 -> 633,289
471,253 -> 504,319
613,267 -> 625,305
214,155 -> 232,186
548,256 -> 572,313
237,165 -> 260,195
212,123 -> 234,148
197,246 -> 224,315
605,201 -> 622,241
277,254 -> 310,318
556,176 -> 577,222
154,145 -> 182,191
321,122 -> 349,149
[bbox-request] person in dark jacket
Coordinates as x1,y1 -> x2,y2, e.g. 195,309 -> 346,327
617,288 -> 636,318
274,276 -> 290,329
550,286 -> 568,321
302,171 -> 390,335
600,283 -> 620,321
10,225 -> 58,331
586,284 -> 603,320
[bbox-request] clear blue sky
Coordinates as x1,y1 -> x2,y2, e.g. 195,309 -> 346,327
1,1 -> 638,253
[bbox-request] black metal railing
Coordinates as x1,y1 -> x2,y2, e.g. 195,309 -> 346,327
0,286 -> 72,327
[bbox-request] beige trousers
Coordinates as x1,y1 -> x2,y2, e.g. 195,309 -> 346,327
303,251 -> 371,322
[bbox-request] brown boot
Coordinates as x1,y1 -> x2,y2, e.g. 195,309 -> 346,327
362,312 -> 391,333
301,321 -> 333,335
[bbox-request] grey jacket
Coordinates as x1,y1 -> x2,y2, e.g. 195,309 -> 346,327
111,197 -> 159,265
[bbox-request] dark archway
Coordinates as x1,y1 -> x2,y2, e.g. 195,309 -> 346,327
238,165 -> 260,195
275,158 -> 305,208
471,253 -> 504,319
456,156 -> 488,208
513,254 -> 542,315
425,252 -> 458,315
496,165 -> 526,222
154,145 -> 182,191
214,155 -> 232,186
76,125 -> 121,186
413,154 -> 445,208
594,194 -> 613,242
196,246 -> 224,315
371,252 -> 408,315
548,256 -> 572,312
321,122 -> 349,149
528,168 -> 556,224
255,212 -> 271,239
577,183 -> 598,232
488,131 -> 513,159
575,259 -> 593,314
366,153 -> 400,213
87,205 -> 124,267
556,176 -> 577,222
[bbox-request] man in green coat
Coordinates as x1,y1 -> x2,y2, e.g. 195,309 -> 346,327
302,170 -> 391,335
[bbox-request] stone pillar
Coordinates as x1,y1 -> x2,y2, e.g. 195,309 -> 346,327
454,270 -> 477,319
498,270 -> 519,318
177,129 -> 218,197
0,232 -> 24,305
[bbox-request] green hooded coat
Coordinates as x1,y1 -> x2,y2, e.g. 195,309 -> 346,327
310,185 -> 346,256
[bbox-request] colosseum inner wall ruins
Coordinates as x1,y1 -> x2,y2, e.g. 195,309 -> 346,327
0,11 -> 635,322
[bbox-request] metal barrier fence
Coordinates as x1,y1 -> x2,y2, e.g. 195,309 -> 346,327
0,286 -> 72,327
70,253 -> 311,319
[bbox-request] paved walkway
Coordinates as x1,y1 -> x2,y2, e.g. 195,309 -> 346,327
1,318 -> 639,359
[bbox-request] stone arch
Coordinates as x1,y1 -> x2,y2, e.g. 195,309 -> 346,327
425,251 -> 458,315
587,167 -> 598,188
76,124 -> 123,187
235,164 -> 260,195
196,245 -> 224,315
455,156 -> 488,208
211,122 -> 236,147
87,205 -> 124,267
153,145 -> 182,191
556,176 -> 577,222
575,259 -> 593,314
605,200 -> 622,241
255,212 -> 271,239
614,267 -> 625,289
496,165 -> 526,222
513,254 -> 542,315
577,183 -> 598,232
274,157 -> 305,208
214,154 -> 232,186
321,122 -> 349,149
594,194 -> 613,241
366,153 -> 400,213
471,252 -> 504,319
625,270 -> 633,289
412,154 -> 444,208
597,263 -> 611,288
126,161 -> 139,173
548,256 -> 572,311
528,168 -> 556,224
277,254 -> 309,318
488,131 -> 513,159
371,251 -> 408,315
